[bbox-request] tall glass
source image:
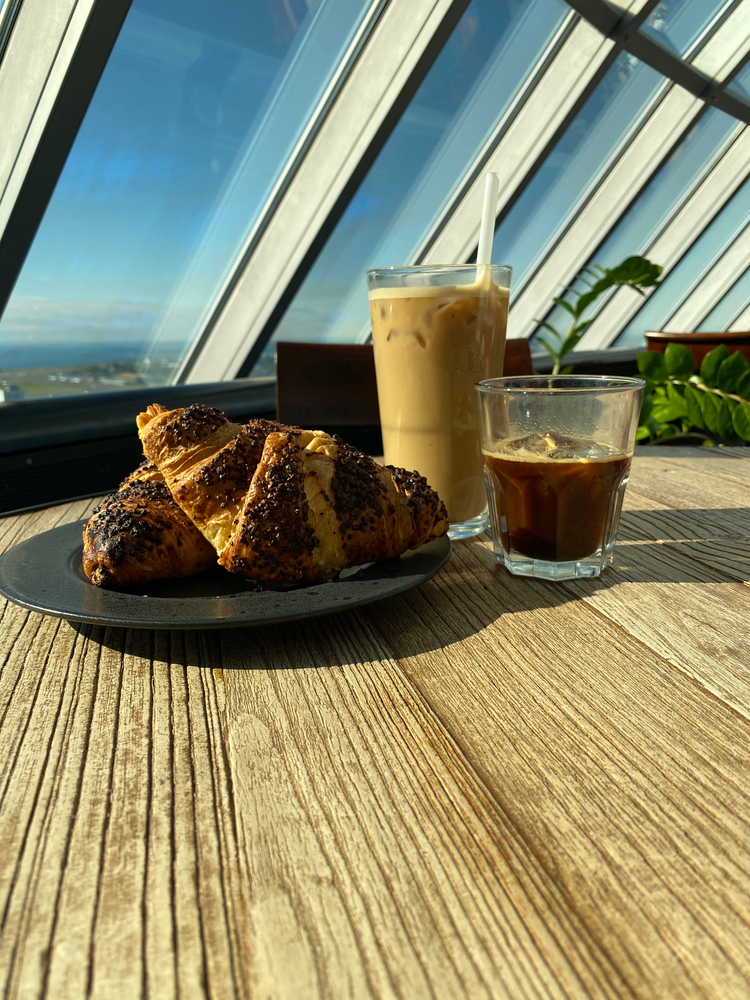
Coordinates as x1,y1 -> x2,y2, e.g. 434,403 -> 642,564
367,264 -> 512,539
476,376 -> 644,580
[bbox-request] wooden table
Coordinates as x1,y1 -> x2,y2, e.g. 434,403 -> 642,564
1,447 -> 749,1000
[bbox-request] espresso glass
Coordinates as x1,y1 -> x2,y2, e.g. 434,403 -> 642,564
368,264 -> 512,539
475,376 -> 644,579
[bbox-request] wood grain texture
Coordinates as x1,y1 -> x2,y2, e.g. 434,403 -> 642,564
0,450 -> 749,998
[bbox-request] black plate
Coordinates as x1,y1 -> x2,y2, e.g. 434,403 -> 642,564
0,520 -> 451,629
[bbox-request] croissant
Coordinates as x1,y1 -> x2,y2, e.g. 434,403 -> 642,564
136,403 -> 310,553
82,460 -> 216,588
220,431 -> 449,583
137,404 -> 449,584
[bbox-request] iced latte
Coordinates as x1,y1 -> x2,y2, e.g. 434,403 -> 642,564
367,265 -> 511,536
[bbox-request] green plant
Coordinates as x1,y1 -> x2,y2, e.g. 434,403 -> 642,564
535,256 -> 663,374
637,343 -> 750,445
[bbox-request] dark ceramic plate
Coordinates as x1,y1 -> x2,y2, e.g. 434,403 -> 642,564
0,520 -> 451,630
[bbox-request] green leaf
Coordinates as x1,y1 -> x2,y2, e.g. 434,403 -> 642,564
559,330 -> 583,358
536,337 -> 559,360
717,398 -> 739,442
635,425 -> 651,441
684,385 -> 706,430
652,403 -> 687,424
700,344 -> 729,387
666,381 -> 685,401
637,351 -> 668,381
639,393 -> 653,424
700,391 -> 721,434
535,320 -> 563,341
571,319 -> 596,336
552,297 -> 576,316
716,351 -> 749,394
737,369 -> 750,399
664,342 -> 695,378
559,365 -> 574,375
732,400 -> 750,441
575,256 -> 662,316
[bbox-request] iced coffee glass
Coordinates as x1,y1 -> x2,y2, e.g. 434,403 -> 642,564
367,264 -> 511,539
476,376 -> 644,580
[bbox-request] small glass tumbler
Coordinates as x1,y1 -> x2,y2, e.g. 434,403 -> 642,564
368,264 -> 512,540
475,376 -> 644,580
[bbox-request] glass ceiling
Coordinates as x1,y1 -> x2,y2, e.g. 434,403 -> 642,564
1,0 -> 750,399
260,0 -> 569,377
642,0 -> 735,58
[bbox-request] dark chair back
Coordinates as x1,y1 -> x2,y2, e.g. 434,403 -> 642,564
276,339 -> 532,436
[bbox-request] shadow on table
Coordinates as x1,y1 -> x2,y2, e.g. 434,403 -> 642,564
70,505 -> 749,668
617,506 -> 750,542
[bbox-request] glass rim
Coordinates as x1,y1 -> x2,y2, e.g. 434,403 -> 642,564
476,375 -> 646,394
367,263 -> 512,275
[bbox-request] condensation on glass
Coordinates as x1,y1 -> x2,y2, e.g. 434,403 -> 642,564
0,0 -> 375,399
257,0 -> 569,376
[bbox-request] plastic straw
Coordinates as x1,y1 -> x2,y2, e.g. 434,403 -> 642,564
476,172 -> 499,282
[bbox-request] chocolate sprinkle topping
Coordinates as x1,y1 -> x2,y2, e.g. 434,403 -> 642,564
331,437 -> 386,535
86,480 -> 174,567
229,432 -> 316,581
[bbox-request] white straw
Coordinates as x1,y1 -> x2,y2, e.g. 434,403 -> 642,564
476,172 -> 499,278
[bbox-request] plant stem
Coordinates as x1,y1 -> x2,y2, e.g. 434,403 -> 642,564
672,377 -> 747,404
551,317 -> 577,375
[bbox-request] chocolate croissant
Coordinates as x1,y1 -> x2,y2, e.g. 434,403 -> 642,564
137,404 -> 449,584
220,430 -> 449,583
82,461 -> 216,588
136,403 -> 311,554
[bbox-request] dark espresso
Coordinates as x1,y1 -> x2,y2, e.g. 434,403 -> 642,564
483,433 -> 632,562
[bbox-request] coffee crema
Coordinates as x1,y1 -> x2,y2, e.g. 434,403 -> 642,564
482,433 -> 632,562
370,278 -> 509,523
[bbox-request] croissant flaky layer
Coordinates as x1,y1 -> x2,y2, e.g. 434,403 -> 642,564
82,478 -> 216,588
137,404 -> 449,584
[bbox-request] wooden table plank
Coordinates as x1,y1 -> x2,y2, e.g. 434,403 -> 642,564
219,620 -> 627,1000
362,501 -> 750,998
0,450 -> 749,999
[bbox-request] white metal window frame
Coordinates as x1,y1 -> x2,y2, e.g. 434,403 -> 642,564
426,0 -> 750,347
181,0 -> 475,384
504,85 -> 702,341
729,293 -> 750,331
666,220 -> 750,331
577,124 -> 750,349
0,0 -> 132,310
188,0 -> 663,378
0,0 -> 102,235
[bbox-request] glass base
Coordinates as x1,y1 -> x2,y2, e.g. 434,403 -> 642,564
497,542 -> 615,580
448,511 -> 489,540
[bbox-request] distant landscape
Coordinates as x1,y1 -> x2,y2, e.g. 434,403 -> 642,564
0,342 -> 180,398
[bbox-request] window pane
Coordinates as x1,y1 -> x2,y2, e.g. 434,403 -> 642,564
726,55 -> 750,102
698,264 -> 750,331
491,53 -> 662,294
257,0 -> 569,376
641,0 -> 732,58
535,107 -> 739,343
0,0 -> 376,399
614,175 -> 750,346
